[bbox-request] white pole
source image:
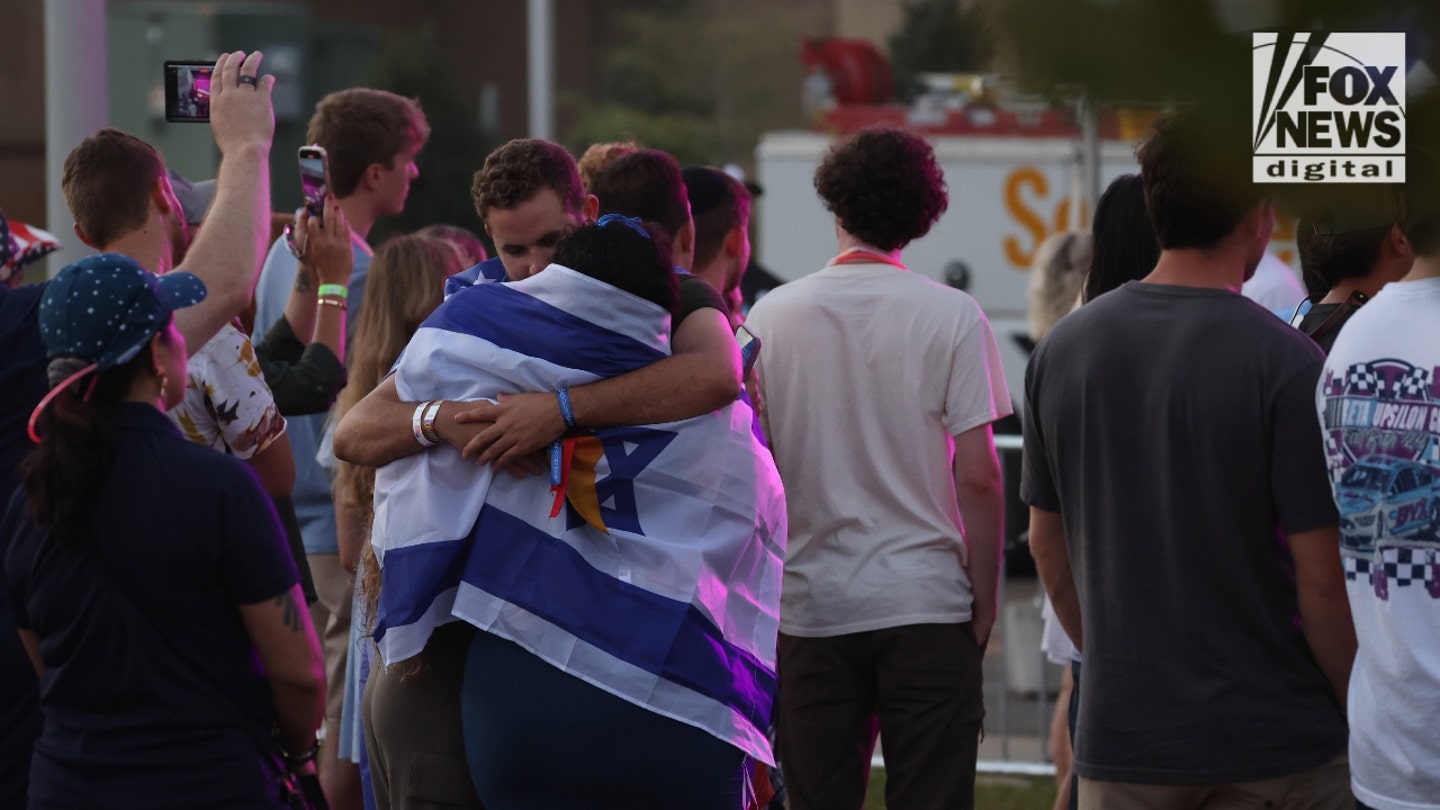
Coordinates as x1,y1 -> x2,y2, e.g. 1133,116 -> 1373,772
1080,87 -> 1100,230
44,0 -> 109,277
527,0 -> 554,140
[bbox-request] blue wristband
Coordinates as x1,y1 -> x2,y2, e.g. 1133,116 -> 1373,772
557,387 -> 577,430
549,440 -> 564,487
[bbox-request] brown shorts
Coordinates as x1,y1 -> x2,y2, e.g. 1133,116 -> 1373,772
1078,753 -> 1351,810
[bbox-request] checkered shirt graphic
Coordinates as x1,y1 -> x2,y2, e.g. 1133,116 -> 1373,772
1345,547 -> 1440,598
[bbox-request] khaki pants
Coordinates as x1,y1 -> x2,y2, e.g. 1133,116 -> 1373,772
305,552 -> 353,735
1079,753 -> 1351,810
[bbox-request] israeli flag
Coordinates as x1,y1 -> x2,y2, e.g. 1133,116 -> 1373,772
371,264 -> 787,764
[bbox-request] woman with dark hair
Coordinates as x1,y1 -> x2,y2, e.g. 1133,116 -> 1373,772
2,254 -> 325,808
1084,173 -> 1161,302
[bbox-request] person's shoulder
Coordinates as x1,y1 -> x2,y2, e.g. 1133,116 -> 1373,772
193,320 -> 250,359
900,273 -> 983,309
260,234 -> 297,271
678,272 -> 725,312
1235,296 -> 1325,361
0,282 -> 45,336
745,274 -> 807,320
0,281 -> 46,308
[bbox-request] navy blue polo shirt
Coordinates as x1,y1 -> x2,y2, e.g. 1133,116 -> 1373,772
2,402 -> 299,808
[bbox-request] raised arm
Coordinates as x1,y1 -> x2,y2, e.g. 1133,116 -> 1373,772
173,51 -> 276,353
278,196 -> 352,361
954,422 -> 1004,649
255,197 -> 351,415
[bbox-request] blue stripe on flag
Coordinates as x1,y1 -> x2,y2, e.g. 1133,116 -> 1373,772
423,282 -> 666,379
465,505 -> 775,732
376,505 -> 776,732
444,256 -> 508,297
373,540 -> 469,639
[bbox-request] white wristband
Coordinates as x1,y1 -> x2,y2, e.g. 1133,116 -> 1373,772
412,401 -> 437,447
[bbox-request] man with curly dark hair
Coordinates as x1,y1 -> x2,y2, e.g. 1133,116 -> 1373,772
744,127 -> 1010,810
465,138 -> 597,283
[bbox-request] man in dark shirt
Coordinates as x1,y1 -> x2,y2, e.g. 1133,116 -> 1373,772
1023,111 -> 1356,808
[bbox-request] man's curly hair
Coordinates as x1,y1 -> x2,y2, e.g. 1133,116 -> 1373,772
814,127 -> 948,251
472,139 -> 586,222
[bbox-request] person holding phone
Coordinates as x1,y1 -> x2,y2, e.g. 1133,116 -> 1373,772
254,193 -> 354,416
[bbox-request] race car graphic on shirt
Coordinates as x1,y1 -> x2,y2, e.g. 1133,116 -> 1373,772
1320,359 -> 1440,599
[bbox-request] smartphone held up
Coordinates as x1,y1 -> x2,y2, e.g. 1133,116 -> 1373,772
285,145 -> 332,258
163,60 -> 216,123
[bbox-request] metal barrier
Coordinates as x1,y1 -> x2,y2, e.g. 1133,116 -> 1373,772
870,432 -> 1060,778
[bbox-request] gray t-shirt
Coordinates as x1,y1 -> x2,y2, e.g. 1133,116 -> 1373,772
1022,281 -> 1345,784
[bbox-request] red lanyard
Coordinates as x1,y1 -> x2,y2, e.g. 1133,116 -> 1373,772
827,247 -> 907,270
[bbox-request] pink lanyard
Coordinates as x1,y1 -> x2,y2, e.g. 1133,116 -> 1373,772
827,247 -> 907,270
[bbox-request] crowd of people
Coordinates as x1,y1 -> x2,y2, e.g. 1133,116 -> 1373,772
0,45 -> 1437,810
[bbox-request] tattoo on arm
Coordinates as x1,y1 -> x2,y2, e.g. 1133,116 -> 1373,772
294,268 -> 313,294
273,591 -> 303,632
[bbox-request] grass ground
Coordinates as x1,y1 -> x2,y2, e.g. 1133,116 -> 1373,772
863,773 -> 1058,809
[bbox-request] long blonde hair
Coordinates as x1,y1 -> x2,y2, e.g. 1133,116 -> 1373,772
333,233 -> 459,629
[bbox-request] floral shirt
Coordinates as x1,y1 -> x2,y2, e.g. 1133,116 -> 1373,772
167,323 -> 286,459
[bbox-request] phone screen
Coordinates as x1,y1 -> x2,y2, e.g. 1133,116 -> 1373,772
299,152 -> 328,220
164,61 -> 215,123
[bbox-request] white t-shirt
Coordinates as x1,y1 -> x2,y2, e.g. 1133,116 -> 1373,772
1242,251 -> 1306,317
1316,276 -> 1440,810
745,260 -> 1011,637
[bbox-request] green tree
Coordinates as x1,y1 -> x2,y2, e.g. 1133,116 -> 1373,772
888,0 -> 996,98
988,0 -> 1439,106
562,0 -> 820,170
367,25 -> 499,245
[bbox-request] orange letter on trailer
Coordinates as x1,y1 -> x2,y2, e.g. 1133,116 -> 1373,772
1005,167 -> 1048,269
